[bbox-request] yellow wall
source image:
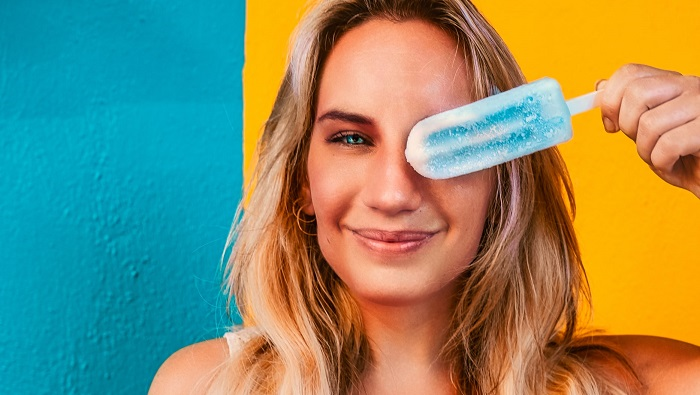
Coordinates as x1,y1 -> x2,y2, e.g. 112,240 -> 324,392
244,1 -> 700,344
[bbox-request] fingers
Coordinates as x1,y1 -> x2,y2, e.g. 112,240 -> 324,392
596,64 -> 700,166
618,76 -> 685,141
596,64 -> 681,135
634,92 -> 699,165
650,119 -> 700,179
595,65 -> 700,197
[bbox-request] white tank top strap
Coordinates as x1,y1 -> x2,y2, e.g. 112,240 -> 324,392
223,327 -> 260,356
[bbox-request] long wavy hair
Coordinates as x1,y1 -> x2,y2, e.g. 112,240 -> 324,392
208,0 -> 640,393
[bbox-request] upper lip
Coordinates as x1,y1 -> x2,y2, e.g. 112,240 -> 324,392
349,228 -> 438,242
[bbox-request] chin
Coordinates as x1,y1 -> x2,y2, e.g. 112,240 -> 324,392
344,276 -> 457,308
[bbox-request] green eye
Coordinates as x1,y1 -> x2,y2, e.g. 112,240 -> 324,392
329,131 -> 370,146
343,134 -> 365,145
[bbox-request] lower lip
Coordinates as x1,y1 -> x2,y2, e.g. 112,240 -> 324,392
350,232 -> 434,255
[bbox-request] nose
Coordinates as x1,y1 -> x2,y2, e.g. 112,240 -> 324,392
362,144 -> 423,215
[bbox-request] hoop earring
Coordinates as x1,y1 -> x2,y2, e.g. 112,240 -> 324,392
294,205 -> 317,237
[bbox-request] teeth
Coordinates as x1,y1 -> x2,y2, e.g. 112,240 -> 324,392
406,78 -> 573,179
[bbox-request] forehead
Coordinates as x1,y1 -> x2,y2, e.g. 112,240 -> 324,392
316,19 -> 473,118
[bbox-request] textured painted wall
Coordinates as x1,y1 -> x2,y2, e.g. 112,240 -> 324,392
0,1 -> 244,393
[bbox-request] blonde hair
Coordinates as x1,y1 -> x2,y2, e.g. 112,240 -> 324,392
209,0 -> 641,393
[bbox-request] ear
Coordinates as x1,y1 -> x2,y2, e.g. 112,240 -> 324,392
300,183 -> 315,216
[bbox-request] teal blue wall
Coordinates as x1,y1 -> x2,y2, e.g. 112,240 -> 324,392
0,1 -> 244,393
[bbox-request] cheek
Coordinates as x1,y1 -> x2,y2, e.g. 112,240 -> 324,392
441,169 -> 495,237
461,169 -> 496,210
306,149 -> 359,233
306,161 -> 351,264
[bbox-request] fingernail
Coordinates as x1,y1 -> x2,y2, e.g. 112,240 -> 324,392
602,117 -> 616,133
595,79 -> 607,91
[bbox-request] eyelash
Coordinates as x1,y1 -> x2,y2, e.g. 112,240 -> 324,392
328,131 -> 373,146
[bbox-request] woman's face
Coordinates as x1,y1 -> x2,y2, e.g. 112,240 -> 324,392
303,19 -> 495,307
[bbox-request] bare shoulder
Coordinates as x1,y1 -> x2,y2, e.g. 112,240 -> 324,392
148,337 -> 229,395
600,334 -> 700,394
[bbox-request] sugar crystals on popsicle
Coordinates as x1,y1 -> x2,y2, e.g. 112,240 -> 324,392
405,78 -> 597,179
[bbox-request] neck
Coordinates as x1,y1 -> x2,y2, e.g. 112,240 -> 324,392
353,290 -> 458,394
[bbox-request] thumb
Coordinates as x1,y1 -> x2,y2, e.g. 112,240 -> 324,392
594,79 -> 618,133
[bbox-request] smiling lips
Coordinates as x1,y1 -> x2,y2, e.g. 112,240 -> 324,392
349,228 -> 437,254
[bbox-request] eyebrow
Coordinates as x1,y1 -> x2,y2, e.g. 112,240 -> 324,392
316,110 -> 375,125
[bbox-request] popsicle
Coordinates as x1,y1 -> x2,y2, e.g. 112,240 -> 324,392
405,78 -> 598,179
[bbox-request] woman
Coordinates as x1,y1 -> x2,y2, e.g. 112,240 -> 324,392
150,0 -> 700,393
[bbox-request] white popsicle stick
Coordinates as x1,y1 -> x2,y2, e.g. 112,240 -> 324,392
566,91 -> 600,116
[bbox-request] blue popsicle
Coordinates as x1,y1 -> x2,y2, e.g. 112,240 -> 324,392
405,78 -> 597,179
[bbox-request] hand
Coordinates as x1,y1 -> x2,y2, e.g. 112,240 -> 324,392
596,64 -> 700,198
